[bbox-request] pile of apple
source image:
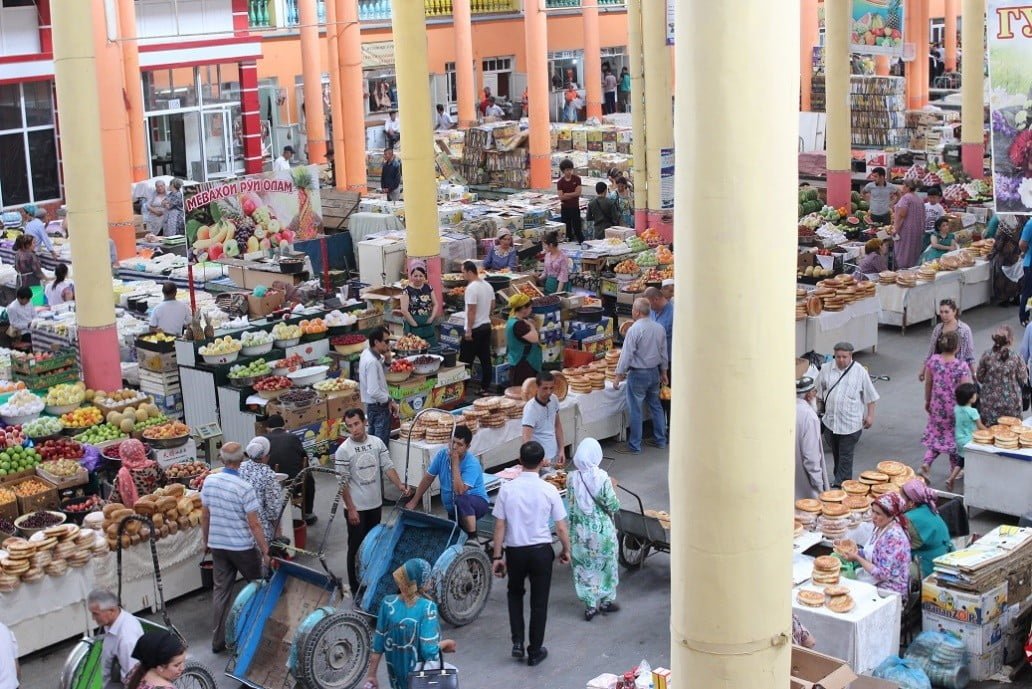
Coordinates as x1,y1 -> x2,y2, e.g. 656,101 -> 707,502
229,359 -> 272,380
37,437 -> 85,461
389,359 -> 414,374
22,416 -> 63,438
273,354 -> 305,372
38,458 -> 83,479
240,330 -> 274,347
45,382 -> 85,407
74,423 -> 127,444
61,406 -> 103,429
254,376 -> 292,392
272,323 -> 302,341
165,461 -> 207,480
0,426 -> 26,449
199,337 -> 242,357
142,421 -> 190,440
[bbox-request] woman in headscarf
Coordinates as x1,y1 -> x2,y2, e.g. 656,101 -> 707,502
984,214 -> 1024,305
399,261 -> 440,347
976,324 -> 1026,426
239,436 -> 284,545
891,178 -> 926,269
109,439 -> 165,507
901,478 -> 953,578
125,630 -> 187,689
363,558 -> 456,689
839,492 -> 912,599
143,180 -> 168,235
161,179 -> 185,236
482,228 -> 518,271
567,438 -> 620,621
505,293 -> 541,388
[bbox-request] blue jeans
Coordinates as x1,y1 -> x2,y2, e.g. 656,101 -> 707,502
625,368 -> 667,451
367,402 -> 392,448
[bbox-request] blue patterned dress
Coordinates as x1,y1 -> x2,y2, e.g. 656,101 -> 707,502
371,595 -> 441,689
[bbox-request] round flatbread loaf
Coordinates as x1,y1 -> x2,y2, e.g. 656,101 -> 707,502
826,595 -> 855,613
823,585 -> 849,597
821,503 -> 849,518
795,499 -> 822,513
796,589 -> 826,607
876,460 -> 906,476
820,489 -> 846,503
814,555 -> 841,572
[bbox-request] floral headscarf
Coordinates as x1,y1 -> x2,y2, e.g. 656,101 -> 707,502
874,492 -> 910,535
116,439 -> 155,507
393,558 -> 431,604
901,478 -> 938,515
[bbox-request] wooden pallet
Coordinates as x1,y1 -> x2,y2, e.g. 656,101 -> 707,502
320,189 -> 360,234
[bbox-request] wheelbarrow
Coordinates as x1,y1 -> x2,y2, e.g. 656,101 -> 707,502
613,484 -> 670,568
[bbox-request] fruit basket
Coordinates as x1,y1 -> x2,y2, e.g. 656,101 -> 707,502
36,460 -> 88,489
141,421 -> 191,449
287,365 -> 329,387
202,351 -> 239,365
14,510 -> 65,537
331,334 -> 367,356
278,389 -> 320,410
2,411 -> 39,426
241,341 -> 274,357
386,369 -> 412,384
254,375 -> 292,400
227,373 -> 262,389
60,495 -> 103,525
62,423 -> 95,437
274,337 -> 301,349
406,354 -> 443,376
45,402 -> 80,416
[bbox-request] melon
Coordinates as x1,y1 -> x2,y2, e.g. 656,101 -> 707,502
107,411 -> 123,426
135,409 -> 149,423
122,407 -> 135,418
119,419 -> 135,434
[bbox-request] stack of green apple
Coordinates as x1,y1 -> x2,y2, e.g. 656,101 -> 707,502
74,423 -> 128,444
0,445 -> 40,478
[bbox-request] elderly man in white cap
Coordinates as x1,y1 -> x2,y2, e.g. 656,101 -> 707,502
239,436 -> 285,548
661,278 -> 674,301
201,441 -> 269,654
795,376 -> 830,500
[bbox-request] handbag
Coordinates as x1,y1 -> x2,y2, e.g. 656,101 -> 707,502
817,362 -> 855,418
408,653 -> 457,689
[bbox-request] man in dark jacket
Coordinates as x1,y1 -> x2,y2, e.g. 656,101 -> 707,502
264,414 -> 317,525
585,181 -> 621,239
380,147 -> 402,202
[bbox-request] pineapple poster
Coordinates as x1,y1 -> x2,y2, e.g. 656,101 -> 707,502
183,165 -> 323,264
988,1 -> 1032,212
850,0 -> 904,55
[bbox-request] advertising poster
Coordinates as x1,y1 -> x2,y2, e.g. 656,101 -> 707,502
988,0 -> 1032,212
850,0 -> 904,56
183,166 -> 323,263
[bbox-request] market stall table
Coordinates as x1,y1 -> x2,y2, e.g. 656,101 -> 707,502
958,259 -> 992,312
796,318 -> 808,356
962,440 -> 1032,517
805,297 -> 880,355
569,383 -> 628,446
791,577 -> 902,674
876,269 -> 962,332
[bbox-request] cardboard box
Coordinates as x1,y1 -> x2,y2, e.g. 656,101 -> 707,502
790,647 -> 857,689
436,366 -> 469,387
922,610 -> 1006,655
137,349 -> 178,373
471,362 -> 510,388
652,667 -> 671,689
1007,565 -> 1032,605
567,318 -> 612,341
247,289 -> 285,318
578,334 -> 613,358
921,576 -> 1007,624
429,381 -> 466,409
266,398 -> 328,429
968,643 -> 1005,681
325,392 -> 362,420
153,442 -> 199,470
439,321 -> 465,349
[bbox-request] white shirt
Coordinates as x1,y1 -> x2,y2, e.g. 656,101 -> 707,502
359,347 -> 389,405
464,279 -> 495,330
5,300 -> 34,331
492,471 -> 567,547
384,117 -> 400,134
101,610 -> 144,688
485,104 -> 504,118
273,156 -> 291,172
815,361 -> 880,435
435,112 -> 454,130
521,395 -> 560,460
45,279 -> 74,306
0,623 -> 16,689
149,298 -> 191,335
335,434 -> 392,511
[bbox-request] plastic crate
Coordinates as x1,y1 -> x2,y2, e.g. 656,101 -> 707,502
11,349 -> 77,375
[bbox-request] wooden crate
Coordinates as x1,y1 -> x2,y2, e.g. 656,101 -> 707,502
320,189 -> 361,233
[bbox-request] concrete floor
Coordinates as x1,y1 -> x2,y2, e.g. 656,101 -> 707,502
18,303 -> 1032,688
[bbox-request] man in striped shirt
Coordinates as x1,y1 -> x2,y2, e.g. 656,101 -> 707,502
201,442 -> 269,654
815,342 -> 880,487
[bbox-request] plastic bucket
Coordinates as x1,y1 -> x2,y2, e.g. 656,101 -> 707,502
29,285 -> 44,306
293,519 -> 307,550
199,559 -> 214,590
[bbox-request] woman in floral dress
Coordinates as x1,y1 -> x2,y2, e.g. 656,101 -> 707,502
567,438 -> 620,620
840,493 -> 913,600
976,325 -> 1026,426
240,437 -> 284,545
921,330 -> 973,480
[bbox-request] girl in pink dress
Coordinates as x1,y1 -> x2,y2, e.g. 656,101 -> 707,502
891,179 -> 927,269
921,330 -> 973,479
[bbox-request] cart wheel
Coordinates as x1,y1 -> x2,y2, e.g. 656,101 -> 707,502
618,532 -> 651,569
226,580 -> 265,653
295,610 -> 371,689
437,546 -> 492,627
60,638 -> 101,689
174,662 -> 218,689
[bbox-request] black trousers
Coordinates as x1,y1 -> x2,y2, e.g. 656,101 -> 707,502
505,543 -> 554,655
291,471 -> 315,516
561,206 -> 584,244
823,425 -> 862,487
460,324 -> 493,389
346,506 -> 382,593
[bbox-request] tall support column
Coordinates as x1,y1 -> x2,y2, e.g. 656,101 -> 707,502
917,0 -> 930,106
874,55 -> 891,76
961,0 -> 984,178
826,0 -> 852,210
945,0 -> 959,72
325,0 -> 346,189
906,0 -> 920,108
800,0 -> 819,111
118,0 -> 147,182
240,61 -> 264,175
641,0 -> 673,241
628,0 -> 647,229
583,0 -> 603,119
672,0 -> 795,684
92,0 -> 135,260
524,0 -> 550,189
454,0 -> 476,129
54,0 -> 122,391
338,0 -> 366,191
394,0 -> 442,298
299,0 -> 327,164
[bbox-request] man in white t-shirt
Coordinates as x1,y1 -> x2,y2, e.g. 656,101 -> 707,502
149,281 -> 192,335
335,407 -> 410,593
459,260 -> 496,392
0,622 -> 17,689
521,371 -> 566,466
273,146 -> 294,172
384,110 -> 401,148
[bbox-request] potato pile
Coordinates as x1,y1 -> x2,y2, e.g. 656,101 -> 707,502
102,483 -> 202,549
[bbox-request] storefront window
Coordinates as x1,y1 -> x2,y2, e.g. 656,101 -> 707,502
199,63 -> 240,105
144,67 -> 199,111
0,81 -> 59,208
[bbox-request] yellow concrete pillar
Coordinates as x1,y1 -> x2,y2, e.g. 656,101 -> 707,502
945,0 -> 959,72
453,0 -> 476,128
118,0 -> 147,182
338,0 -> 366,191
393,0 -> 442,294
54,0 -> 122,391
961,0 -> 984,178
641,0 -> 673,241
628,0 -> 646,229
582,0 -> 603,119
800,0 -> 819,111
325,0 -> 346,190
825,0 -> 852,210
524,0 -> 551,189
299,0 -> 327,163
671,0 -> 795,683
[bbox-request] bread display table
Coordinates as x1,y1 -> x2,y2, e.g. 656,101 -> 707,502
2,528 -> 206,656
792,577 -> 902,674
877,269 -> 962,333
963,441 -> 1032,517
805,298 -> 880,355
958,260 -> 992,312
569,384 -> 628,446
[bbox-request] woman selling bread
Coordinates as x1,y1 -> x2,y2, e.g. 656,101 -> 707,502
901,479 -> 953,578
109,439 -> 166,507
839,492 -> 912,599
505,293 -> 541,387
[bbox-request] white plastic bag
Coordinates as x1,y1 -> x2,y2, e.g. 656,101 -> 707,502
635,659 -> 653,689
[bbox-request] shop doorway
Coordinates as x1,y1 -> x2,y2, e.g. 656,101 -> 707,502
148,112 -> 200,179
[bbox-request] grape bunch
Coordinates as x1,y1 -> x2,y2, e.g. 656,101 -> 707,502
234,217 -> 257,245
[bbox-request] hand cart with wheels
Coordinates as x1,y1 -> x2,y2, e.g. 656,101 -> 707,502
613,484 -> 670,569
60,515 -> 218,689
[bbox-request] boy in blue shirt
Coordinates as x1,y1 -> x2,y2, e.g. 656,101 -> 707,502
951,382 -> 984,492
406,425 -> 488,539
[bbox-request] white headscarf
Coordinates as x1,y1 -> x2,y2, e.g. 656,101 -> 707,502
572,438 -> 607,514
245,436 -> 271,461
